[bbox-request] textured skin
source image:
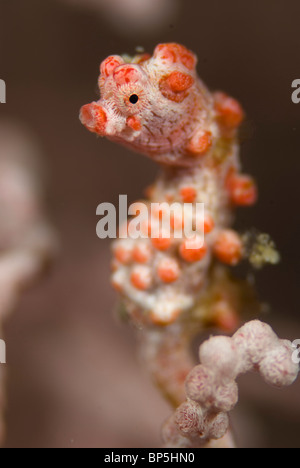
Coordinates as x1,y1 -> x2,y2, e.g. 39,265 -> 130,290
80,43 -> 243,166
80,43 -> 257,327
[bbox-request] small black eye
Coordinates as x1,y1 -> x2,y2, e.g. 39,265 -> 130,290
129,94 -> 139,104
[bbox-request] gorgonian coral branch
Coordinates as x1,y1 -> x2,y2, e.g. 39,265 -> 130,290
162,320 -> 299,448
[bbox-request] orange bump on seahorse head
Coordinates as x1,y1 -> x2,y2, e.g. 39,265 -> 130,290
100,55 -> 125,77
127,116 -> 142,132
159,71 -> 194,103
154,43 -> 197,70
113,65 -> 142,86
79,102 -> 107,135
166,71 -> 194,93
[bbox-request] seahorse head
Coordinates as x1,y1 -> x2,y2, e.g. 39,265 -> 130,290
80,43 -> 215,165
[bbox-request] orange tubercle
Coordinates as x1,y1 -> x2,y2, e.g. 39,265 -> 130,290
166,71 -> 194,93
132,243 -> 152,264
214,92 -> 244,129
100,55 -> 124,77
80,102 -> 107,135
154,43 -> 196,70
114,245 -> 133,265
214,230 -> 243,266
131,266 -> 152,290
159,72 -> 194,103
179,236 -> 207,263
180,186 -> 197,203
113,65 -> 141,86
203,214 -> 215,234
127,116 -> 142,132
157,258 -> 181,283
227,172 -> 258,206
151,235 -> 172,251
187,131 -> 213,156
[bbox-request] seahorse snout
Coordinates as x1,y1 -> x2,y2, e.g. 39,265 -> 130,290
80,102 -> 108,136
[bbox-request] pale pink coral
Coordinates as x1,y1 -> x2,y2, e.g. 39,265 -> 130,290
163,320 -> 299,448
0,124 -> 57,319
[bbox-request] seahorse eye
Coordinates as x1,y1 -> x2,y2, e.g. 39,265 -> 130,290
129,94 -> 139,104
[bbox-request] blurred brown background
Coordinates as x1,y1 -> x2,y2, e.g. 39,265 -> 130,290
0,0 -> 299,448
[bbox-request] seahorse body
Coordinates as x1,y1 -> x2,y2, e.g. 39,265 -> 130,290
80,43 -> 257,327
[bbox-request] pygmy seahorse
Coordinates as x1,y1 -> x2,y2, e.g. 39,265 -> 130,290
80,43 -> 259,329
79,45 -> 295,447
